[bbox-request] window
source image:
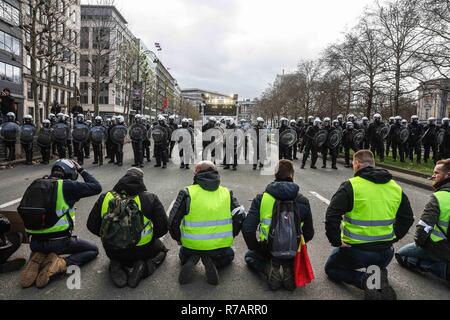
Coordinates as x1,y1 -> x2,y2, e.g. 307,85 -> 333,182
80,55 -> 89,77
80,82 -> 89,104
5,63 -> 12,82
0,1 -> 20,26
61,90 -> 66,105
80,27 -> 89,49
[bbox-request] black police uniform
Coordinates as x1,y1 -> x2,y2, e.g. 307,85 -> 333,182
20,122 -> 36,165
423,123 -> 439,164
368,121 -> 385,162
407,121 -> 423,163
278,124 -> 292,160
302,125 -> 320,168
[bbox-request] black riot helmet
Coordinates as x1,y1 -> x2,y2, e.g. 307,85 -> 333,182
51,159 -> 78,181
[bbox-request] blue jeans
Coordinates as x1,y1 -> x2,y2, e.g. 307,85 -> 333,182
396,243 -> 448,280
30,236 -> 99,267
325,246 -> 394,289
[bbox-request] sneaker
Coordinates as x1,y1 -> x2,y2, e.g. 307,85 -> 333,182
281,261 -> 296,291
223,166 -> 230,170
109,260 -> 127,288
265,259 -> 282,291
128,260 -> 146,289
201,256 -> 219,286
35,253 -> 67,289
20,252 -> 47,288
179,255 -> 200,285
0,259 -> 26,274
380,270 -> 397,300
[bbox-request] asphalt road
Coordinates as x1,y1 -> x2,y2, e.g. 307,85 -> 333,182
0,143 -> 449,300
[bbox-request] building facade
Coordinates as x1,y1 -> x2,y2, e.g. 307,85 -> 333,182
417,79 -> 450,121
22,0 -> 81,121
80,4 -> 137,117
0,0 -> 23,119
238,99 -> 257,122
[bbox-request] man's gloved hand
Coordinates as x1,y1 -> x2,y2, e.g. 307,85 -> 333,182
0,215 -> 11,234
415,221 -> 432,248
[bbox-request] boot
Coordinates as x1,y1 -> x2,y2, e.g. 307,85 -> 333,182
179,255 -> 200,285
281,261 -> 295,291
265,259 -> 282,291
201,256 -> 219,286
380,270 -> 397,300
109,260 -> 127,288
146,251 -> 167,278
20,252 -> 47,288
127,260 -> 146,289
0,258 -> 26,274
35,253 -> 67,289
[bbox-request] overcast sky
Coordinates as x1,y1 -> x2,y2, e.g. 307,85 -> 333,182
85,0 -> 377,99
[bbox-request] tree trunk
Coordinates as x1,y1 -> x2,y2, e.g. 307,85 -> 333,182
45,64 -> 52,117
394,61 -> 401,116
31,8 -> 40,126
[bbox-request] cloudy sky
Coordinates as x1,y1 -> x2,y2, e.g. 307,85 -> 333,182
85,0 -> 377,99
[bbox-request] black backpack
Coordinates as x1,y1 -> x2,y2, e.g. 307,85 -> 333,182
18,178 -> 62,231
268,200 -> 301,260
100,192 -> 148,250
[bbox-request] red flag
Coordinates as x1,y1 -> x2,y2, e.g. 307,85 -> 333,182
294,235 -> 315,287
163,98 -> 169,109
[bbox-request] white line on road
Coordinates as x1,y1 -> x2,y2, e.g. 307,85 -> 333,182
0,198 -> 22,210
309,192 -> 331,206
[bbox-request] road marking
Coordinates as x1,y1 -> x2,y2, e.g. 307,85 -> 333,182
0,198 -> 22,210
310,192 -> 330,206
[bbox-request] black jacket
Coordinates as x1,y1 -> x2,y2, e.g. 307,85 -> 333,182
87,171 -> 168,253
326,167 -> 414,251
32,170 -> 102,241
416,179 -> 450,261
168,170 -> 244,244
242,180 -> 314,253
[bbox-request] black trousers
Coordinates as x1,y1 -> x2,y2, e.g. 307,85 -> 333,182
67,140 -> 73,159
112,143 -> 124,164
279,147 -> 292,160
371,141 -> 385,162
143,140 -> 151,161
84,140 -> 91,158
106,239 -> 168,268
40,145 -> 51,164
93,143 -> 103,165
73,141 -> 84,165
386,139 -> 392,157
391,141 -> 405,162
105,139 -> 113,159
179,246 -> 235,269
56,142 -> 66,159
424,143 -> 438,164
292,142 -> 299,159
408,141 -> 422,163
302,143 -> 318,167
21,142 -> 33,164
132,140 -> 144,165
4,141 -> 15,161
322,146 -> 337,167
154,144 -> 168,166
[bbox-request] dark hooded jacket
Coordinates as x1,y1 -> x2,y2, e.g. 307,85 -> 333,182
415,178 -> 450,261
87,171 -> 168,254
326,166 -> 414,251
242,180 -> 314,254
168,170 -> 243,248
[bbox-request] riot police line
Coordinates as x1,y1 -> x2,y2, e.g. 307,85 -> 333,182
275,113 -> 450,169
2,111 -> 450,170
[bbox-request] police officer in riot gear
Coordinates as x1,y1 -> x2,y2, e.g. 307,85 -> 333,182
112,115 -> 126,167
290,120 -> 299,160
131,114 -> 145,168
223,118 -> 238,170
361,117 -> 370,149
20,115 -> 36,165
368,114 -> 385,162
153,115 -> 170,169
143,115 -> 151,163
202,117 -> 217,160
73,114 -> 87,166
64,114 -> 73,159
48,113 -> 57,156
343,121 -> 356,168
92,116 -> 104,166
253,117 -> 266,170
2,112 -> 17,161
39,120 -> 52,165
301,116 -> 315,153
322,117 -> 338,170
296,117 -> 306,153
179,118 -> 194,170
439,118 -> 450,160
302,118 -> 321,169
84,120 -> 92,159
54,113 -> 68,159
390,116 -> 406,163
278,118 -> 291,160
423,117 -> 439,164
168,115 -> 178,158
407,115 -> 423,164
386,117 -> 395,157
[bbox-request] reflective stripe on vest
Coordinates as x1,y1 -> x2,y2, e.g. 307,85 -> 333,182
341,176 -> 402,245
430,191 -> 450,243
259,193 -> 277,242
26,179 -> 76,235
181,185 -> 233,251
101,192 -> 154,247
